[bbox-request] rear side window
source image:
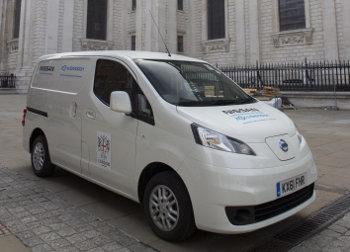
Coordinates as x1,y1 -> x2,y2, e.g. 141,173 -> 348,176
93,59 -> 154,125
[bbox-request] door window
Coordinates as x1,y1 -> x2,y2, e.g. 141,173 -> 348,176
93,59 -> 154,125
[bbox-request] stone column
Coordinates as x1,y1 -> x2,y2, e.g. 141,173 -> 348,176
17,0 -> 32,70
135,0 -> 145,50
150,0 -> 159,51
322,0 -> 339,60
235,0 -> 246,64
342,0 -> 350,58
16,0 -> 33,91
167,0 -> 177,53
0,0 -> 7,70
136,0 -> 171,53
0,0 -> 3,29
248,0 -> 260,63
106,0 -> 114,42
201,0 -> 207,42
45,0 -> 59,54
62,0 -> 74,52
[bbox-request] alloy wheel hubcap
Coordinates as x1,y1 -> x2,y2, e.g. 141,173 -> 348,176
33,142 -> 45,171
149,185 -> 179,231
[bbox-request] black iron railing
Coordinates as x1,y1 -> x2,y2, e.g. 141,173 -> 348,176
0,73 -> 16,89
220,60 -> 350,92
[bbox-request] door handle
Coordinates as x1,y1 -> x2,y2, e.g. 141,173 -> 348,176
86,110 -> 95,119
70,102 -> 77,118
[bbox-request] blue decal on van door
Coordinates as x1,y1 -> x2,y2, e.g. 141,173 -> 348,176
60,74 -> 82,78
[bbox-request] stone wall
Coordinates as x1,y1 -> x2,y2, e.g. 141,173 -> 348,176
1,0 -> 350,92
259,0 -> 324,63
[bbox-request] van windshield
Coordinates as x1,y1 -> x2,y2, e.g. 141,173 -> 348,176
135,59 -> 256,107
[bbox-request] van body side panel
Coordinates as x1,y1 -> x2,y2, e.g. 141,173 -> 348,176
28,59 -> 91,174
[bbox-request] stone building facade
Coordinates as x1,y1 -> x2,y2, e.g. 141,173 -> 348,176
1,0 -> 350,91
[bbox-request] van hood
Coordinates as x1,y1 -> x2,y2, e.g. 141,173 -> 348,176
176,102 -> 296,143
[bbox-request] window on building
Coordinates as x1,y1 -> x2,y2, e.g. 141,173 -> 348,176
279,0 -> 306,31
207,0 -> 225,40
177,35 -> 184,52
86,0 -> 107,40
178,0 -> 183,11
132,0 -> 136,11
93,59 -> 154,124
131,35 -> 136,50
13,0 -> 22,39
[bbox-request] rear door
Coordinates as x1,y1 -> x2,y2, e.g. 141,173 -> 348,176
81,58 -> 154,196
31,59 -> 91,174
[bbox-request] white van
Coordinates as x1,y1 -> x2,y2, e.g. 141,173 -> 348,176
23,51 -> 317,241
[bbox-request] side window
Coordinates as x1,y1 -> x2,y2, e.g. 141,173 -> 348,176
93,59 -> 154,125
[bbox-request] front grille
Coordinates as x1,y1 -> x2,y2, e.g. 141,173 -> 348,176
226,183 -> 314,225
255,183 -> 314,222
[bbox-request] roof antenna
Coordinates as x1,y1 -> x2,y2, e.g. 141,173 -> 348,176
149,10 -> 171,57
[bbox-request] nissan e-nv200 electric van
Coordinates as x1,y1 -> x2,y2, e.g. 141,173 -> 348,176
23,51 -> 317,241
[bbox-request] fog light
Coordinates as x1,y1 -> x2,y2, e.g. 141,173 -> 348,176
225,206 -> 255,225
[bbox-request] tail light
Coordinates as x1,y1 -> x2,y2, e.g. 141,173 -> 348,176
22,108 -> 27,126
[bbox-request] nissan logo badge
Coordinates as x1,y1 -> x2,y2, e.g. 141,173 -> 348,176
279,139 -> 288,152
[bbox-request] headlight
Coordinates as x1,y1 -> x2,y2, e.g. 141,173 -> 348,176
191,123 -> 255,155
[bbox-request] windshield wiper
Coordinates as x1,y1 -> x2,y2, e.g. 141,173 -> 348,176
177,100 -> 203,106
177,97 -> 256,107
178,100 -> 236,106
235,97 -> 256,104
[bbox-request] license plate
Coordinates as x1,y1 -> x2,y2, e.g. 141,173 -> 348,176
276,173 -> 307,198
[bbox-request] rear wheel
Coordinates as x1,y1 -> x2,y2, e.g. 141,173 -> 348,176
31,135 -> 55,177
143,171 -> 196,241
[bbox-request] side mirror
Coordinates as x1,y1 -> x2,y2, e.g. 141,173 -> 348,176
110,91 -> 132,114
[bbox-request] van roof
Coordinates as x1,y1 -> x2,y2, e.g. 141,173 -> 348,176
38,50 -> 205,63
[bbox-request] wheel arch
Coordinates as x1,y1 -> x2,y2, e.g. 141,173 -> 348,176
29,128 -> 46,153
138,162 -> 189,204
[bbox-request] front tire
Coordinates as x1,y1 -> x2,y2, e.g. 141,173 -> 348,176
143,171 -> 196,241
31,135 -> 55,177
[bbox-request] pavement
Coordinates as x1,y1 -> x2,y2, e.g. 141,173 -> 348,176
0,165 -> 154,252
0,94 -> 350,251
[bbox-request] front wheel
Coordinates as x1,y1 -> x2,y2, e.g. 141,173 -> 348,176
143,171 -> 196,241
31,135 -> 55,177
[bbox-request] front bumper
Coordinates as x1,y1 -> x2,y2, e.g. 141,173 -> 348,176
181,149 -> 317,234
